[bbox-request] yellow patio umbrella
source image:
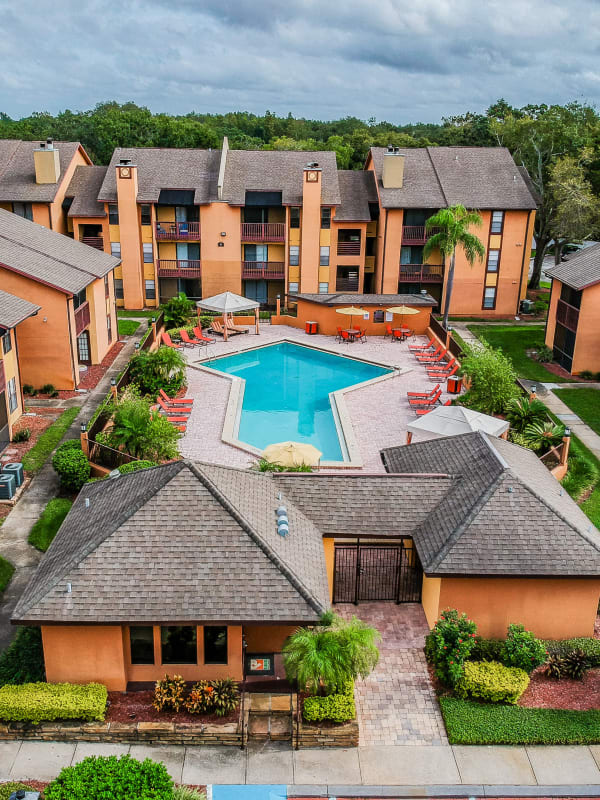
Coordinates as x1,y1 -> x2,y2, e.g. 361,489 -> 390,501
262,441 -> 322,468
386,305 -> 420,328
335,306 -> 365,330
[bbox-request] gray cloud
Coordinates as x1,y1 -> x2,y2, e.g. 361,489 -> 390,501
0,0 -> 599,123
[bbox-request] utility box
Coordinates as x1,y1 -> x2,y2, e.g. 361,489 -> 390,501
2,462 -> 24,487
0,474 -> 16,500
520,298 -> 534,314
305,321 -> 318,335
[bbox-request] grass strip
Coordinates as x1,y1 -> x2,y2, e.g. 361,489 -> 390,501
117,319 -> 141,336
27,498 -> 73,552
440,697 -> 600,745
21,407 -> 80,474
554,387 -> 600,436
117,309 -> 157,318
0,556 -> 15,594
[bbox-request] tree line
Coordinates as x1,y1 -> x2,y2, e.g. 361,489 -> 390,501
1,99 -> 599,287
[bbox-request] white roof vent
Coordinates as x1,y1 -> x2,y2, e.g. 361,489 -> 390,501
276,504 -> 289,537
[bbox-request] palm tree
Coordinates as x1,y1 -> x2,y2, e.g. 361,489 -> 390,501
423,205 -> 486,330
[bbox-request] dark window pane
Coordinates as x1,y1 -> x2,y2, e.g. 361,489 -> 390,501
560,283 -> 582,309
204,626 -> 228,664
490,211 -> 504,233
2,332 -> 12,355
108,204 -> 119,225
130,626 -> 154,664
141,204 -> 152,226
321,207 -> 331,229
161,626 -> 197,664
290,207 -> 300,228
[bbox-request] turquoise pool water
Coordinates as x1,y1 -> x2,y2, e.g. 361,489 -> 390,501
205,342 -> 391,461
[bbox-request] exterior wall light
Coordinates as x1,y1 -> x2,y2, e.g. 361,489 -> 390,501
80,423 -> 86,432
220,231 -> 226,236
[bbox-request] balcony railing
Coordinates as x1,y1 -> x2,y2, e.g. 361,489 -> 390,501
402,225 -> 440,244
241,222 -> 285,242
398,264 -> 444,283
556,298 -> 580,332
157,259 -> 202,278
337,241 -> 361,256
81,236 -> 104,251
155,221 -> 200,240
242,261 -> 285,280
74,301 -> 90,335
335,278 -> 360,292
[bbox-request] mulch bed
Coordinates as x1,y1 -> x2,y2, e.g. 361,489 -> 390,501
53,341 -> 125,400
4,408 -> 62,463
519,666 -> 600,710
106,690 -> 239,725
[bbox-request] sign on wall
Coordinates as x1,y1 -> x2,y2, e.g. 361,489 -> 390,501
245,653 -> 275,675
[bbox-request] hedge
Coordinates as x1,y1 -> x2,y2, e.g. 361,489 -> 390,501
544,637 -> 600,665
303,680 -> 355,723
0,627 -> 45,686
45,755 -> 173,800
52,441 -> 90,491
455,661 -> 529,704
440,697 -> 600,745
28,497 -> 73,552
0,682 -> 107,723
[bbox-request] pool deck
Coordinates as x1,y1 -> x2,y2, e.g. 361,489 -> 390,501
179,324 -> 451,471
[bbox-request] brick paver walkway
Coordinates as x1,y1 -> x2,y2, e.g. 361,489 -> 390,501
337,603 -> 447,746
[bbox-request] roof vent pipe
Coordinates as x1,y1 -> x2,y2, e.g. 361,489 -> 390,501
85,497 -> 90,508
66,582 -> 72,594
276,505 -> 289,537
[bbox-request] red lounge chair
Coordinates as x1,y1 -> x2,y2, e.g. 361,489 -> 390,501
159,389 -> 194,406
158,396 -> 192,416
180,329 -> 204,347
408,337 -> 435,352
415,399 -> 451,416
426,357 -> 457,373
384,324 -> 393,339
408,388 -> 442,406
428,364 -> 459,381
416,347 -> 447,364
174,424 -> 186,432
414,343 -> 443,361
161,332 -> 183,350
407,383 -> 441,398
193,326 -> 216,344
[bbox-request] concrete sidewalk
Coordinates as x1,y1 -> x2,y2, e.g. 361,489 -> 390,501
3,740 -> 600,790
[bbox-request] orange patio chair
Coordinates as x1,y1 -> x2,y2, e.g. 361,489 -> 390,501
384,323 -> 393,339
161,332 -> 183,350
336,326 -> 344,342
340,330 -> 352,344
407,383 -> 441,398
180,329 -> 205,347
408,336 -> 435,352
193,326 -> 216,344
426,357 -> 457,373
416,347 -> 447,364
414,342 -> 443,361
408,388 -> 442,406
415,399 -> 451,416
159,388 -> 194,406
428,364 -> 459,382
157,396 -> 192,416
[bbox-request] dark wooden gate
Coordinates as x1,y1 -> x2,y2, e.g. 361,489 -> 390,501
333,541 -> 422,604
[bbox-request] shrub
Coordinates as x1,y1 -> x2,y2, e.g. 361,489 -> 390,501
470,637 -> 505,662
502,623 -> 547,673
161,292 -> 194,328
22,384 -> 35,396
0,627 -> 45,686
211,678 -> 240,717
579,370 -> 595,380
0,682 -> 106,723
303,680 -> 355,723
522,421 -> 565,453
41,383 -> 57,396
459,341 -> 520,414
562,454 -> 599,501
504,396 -> 547,433
0,556 -> 14,594
0,783 -> 36,800
44,755 -> 173,800
508,430 -> 536,449
129,346 -> 186,397
185,680 -> 214,714
28,497 -> 73,552
545,655 -> 565,679
52,441 -> 90,491
424,609 -> 477,687
12,428 -> 31,443
544,637 -> 600,666
165,325 -> 197,342
253,458 -> 313,473
562,648 -> 590,680
153,674 -> 186,712
173,788 -> 206,800
455,660 -> 529,704
117,460 -> 157,474
105,393 -> 180,461
533,300 -> 550,317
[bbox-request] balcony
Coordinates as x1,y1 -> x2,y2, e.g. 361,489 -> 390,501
242,261 -> 285,280
402,225 -> 440,244
398,264 -> 444,283
155,221 -> 200,240
336,278 -> 360,292
157,259 -> 202,278
337,241 -> 361,256
556,298 -> 579,332
74,301 -> 90,335
241,223 -> 285,242
80,236 -> 104,251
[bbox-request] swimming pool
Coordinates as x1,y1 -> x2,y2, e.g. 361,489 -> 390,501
204,341 -> 392,461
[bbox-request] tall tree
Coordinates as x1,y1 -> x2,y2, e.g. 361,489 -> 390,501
423,205 -> 486,329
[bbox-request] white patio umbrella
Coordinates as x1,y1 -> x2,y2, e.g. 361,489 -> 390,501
196,291 -> 260,340
406,405 -> 509,444
262,441 -> 322,468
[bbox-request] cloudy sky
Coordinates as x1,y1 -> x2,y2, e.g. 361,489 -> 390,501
2,0 -> 599,123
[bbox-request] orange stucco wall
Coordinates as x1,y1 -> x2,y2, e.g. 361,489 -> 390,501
87,273 -> 117,363
436,577 -> 600,639
49,147 -> 90,234
200,203 -> 242,297
42,625 -> 128,691
572,283 -> 600,374
1,327 -> 24,436
323,538 -> 335,601
31,204 -> 51,228
299,172 -> 322,293
116,167 -> 144,308
244,625 -> 298,652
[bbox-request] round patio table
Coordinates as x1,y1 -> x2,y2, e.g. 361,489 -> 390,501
392,327 -> 411,341
343,328 -> 361,342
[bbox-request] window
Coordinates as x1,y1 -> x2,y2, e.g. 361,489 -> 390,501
288,282 -> 299,294
336,266 -> 359,292
289,246 -> 299,266
490,211 -> 504,234
114,279 -> 124,300
130,626 -> 154,664
320,246 -> 329,266
141,204 -> 152,226
143,243 -> 153,263
486,249 -> 500,272
204,626 -> 228,664
483,286 -> 497,309
400,245 -> 424,265
318,282 -> 329,293
560,283 -> 582,309
321,207 -> 331,229
2,331 -> 12,355
145,279 -> 156,300
161,626 -> 197,664
108,204 -> 119,225
111,242 -> 121,259
73,288 -> 87,309
77,331 -> 90,364
106,313 -> 112,342
12,202 -> 33,221
7,377 -> 17,413
290,207 -> 300,228
104,274 -> 109,298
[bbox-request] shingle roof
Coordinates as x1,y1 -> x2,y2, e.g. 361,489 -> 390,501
545,242 -> 600,290
222,150 -> 341,206
332,171 -> 377,221
0,289 -> 40,330
66,166 -> 108,218
0,208 -> 120,294
369,147 -> 537,210
12,461 -> 329,624
97,148 -> 221,204
0,141 -> 86,203
293,292 -> 437,306
381,431 -> 600,576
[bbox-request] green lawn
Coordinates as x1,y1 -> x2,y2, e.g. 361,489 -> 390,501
0,556 -> 15,594
554,388 -> 600,436
467,324 -> 571,383
449,328 -> 468,354
21,407 -> 80,474
117,309 -> 157,319
440,697 -> 600,745
117,319 -> 141,336
27,498 -> 73,552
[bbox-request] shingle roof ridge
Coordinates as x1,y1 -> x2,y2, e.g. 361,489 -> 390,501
185,460 -> 326,615
426,146 -> 449,206
13,461 -> 186,618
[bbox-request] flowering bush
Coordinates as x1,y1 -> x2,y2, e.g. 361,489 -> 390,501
425,609 -> 478,687
185,680 -> 214,714
502,623 -> 548,673
153,674 -> 186,712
